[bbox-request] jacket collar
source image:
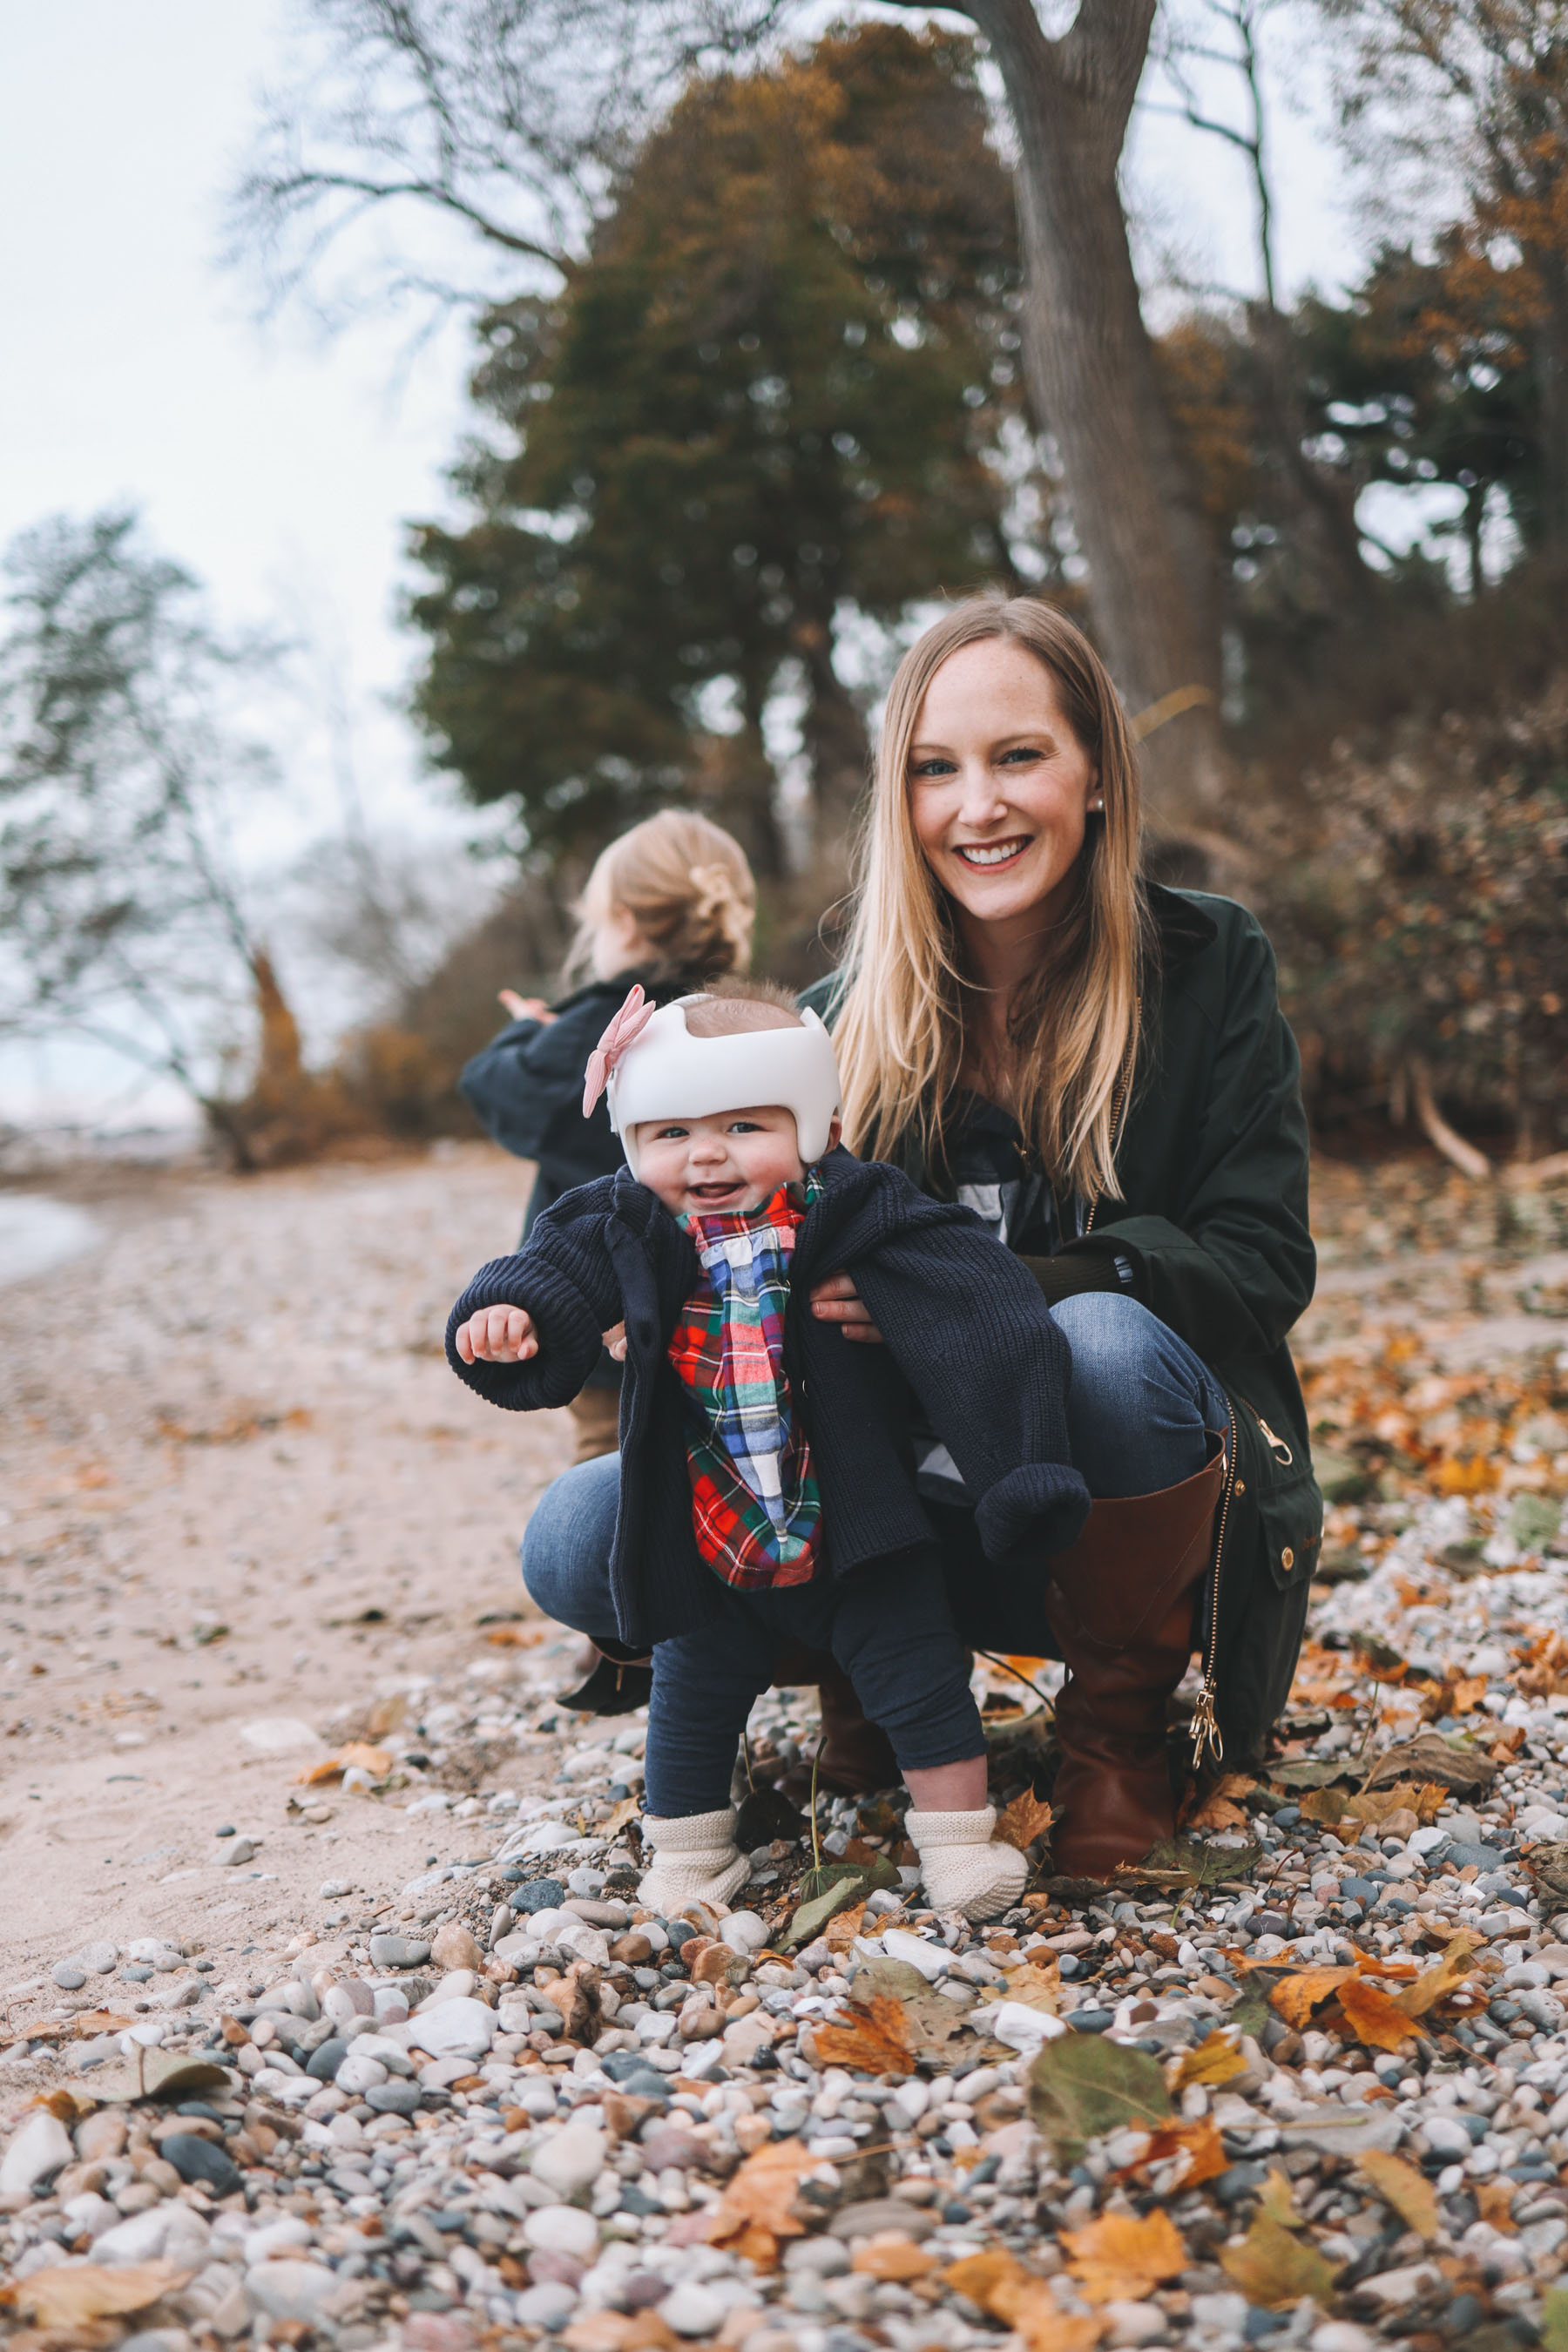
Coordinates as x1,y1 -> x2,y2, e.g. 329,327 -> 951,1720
1146,882 -> 1219,974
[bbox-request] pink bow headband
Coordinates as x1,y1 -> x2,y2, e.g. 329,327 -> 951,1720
582,983 -> 657,1118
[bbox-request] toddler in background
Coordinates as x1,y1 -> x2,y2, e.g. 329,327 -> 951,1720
449,982 -> 1090,1923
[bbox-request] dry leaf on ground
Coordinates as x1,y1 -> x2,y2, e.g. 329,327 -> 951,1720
1172,2030 -> 1247,2089
1298,1787 -> 1350,1826
1335,1977 -> 1421,2053
996,1789 -> 1056,1852
703,2137 -> 814,2268
945,2249 -> 1102,2352
1220,2213 -> 1342,2308
294,1741 -> 392,1785
1340,1782 -> 1443,1831
1063,2208 -> 1187,2301
1357,2150 -> 1440,2240
851,2235 -> 937,2281
1116,2116 -> 1229,2188
1188,1773 -> 1258,1831
1269,1968 -> 1355,2029
809,1993 -> 915,2078
9,2261 -> 192,2326
1474,2179 -> 1519,2234
1395,1932 -> 1484,2018
823,1901 -> 866,1953
1002,1958 -> 1063,2013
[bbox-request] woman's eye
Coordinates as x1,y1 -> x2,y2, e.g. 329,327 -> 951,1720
999,745 -> 1044,765
909,756 -> 956,779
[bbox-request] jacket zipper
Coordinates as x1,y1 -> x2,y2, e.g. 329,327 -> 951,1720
1188,1396 -> 1237,1771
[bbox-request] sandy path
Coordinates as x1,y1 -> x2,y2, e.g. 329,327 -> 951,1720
0,1144 -> 571,1991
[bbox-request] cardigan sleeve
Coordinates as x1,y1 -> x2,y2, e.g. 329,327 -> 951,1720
846,1194 -> 1091,1564
444,1185 -> 625,1412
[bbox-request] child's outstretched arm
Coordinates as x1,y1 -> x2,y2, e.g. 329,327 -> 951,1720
445,1179 -> 625,1412
455,1304 -> 537,1364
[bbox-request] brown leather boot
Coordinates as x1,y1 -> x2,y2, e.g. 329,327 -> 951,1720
1044,1446 -> 1227,1882
772,1648 -> 899,1800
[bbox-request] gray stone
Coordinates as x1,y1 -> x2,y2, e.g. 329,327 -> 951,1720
51,1962 -> 87,1990
306,2037 -> 349,2080
660,2283 -> 729,2337
514,2281 -> 578,2328
246,2258 -> 344,2323
160,2133 -> 243,2199
512,1877 -> 567,1914
829,2198 -> 939,2241
214,1836 -> 257,1866
524,2204 -> 600,2259
1420,2114 -> 1475,2160
531,2121 -> 606,2200
368,1931 -> 430,1970
365,2078 -> 422,2115
0,2111 -> 73,2195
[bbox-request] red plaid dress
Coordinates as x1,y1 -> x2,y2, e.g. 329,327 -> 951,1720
666,1182 -> 822,1590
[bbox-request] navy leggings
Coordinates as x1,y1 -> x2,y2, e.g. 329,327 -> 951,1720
644,1551 -> 981,1818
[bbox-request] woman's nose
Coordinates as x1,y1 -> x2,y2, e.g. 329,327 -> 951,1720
953,760 -> 1009,825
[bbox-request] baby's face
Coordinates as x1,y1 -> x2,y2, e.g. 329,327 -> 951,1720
634,1105 -> 804,1216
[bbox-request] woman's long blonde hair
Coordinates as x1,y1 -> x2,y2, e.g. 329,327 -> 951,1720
565,809 -> 756,983
832,596 -> 1149,1205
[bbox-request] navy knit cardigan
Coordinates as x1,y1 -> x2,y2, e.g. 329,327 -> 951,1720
446,1146 -> 1090,1652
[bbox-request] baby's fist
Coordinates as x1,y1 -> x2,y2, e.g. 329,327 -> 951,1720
456,1304 -> 537,1364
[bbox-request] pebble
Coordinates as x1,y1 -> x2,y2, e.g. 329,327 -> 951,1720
660,2281 -> 729,2336
51,1963 -> 85,1990
531,2121 -> 606,2200
159,2132 -> 243,2197
0,2112 -> 71,2196
368,1930 -> 430,1969
524,2203 -> 601,2259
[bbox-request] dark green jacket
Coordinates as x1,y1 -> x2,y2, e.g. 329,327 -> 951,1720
801,884 -> 1320,1765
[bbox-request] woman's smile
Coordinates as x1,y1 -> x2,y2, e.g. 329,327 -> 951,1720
953,835 -> 1032,870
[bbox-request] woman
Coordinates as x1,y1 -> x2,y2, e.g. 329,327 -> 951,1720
524,597 -> 1319,1878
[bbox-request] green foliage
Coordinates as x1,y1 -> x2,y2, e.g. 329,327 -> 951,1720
409,23 -> 1021,868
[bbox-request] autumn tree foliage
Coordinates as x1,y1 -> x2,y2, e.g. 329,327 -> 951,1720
408,24 -> 1023,874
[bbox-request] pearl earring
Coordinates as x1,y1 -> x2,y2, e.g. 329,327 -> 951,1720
1089,797 -> 1105,812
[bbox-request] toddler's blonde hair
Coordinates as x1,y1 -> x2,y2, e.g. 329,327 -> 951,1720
566,811 -> 755,984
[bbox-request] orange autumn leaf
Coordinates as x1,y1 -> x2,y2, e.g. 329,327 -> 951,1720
1269,1968 -> 1355,2029
851,2235 -> 937,2281
1063,2208 -> 1187,2302
996,1789 -> 1056,1853
809,1993 -> 915,2078
944,2251 -> 1102,2352
9,2262 -> 193,2327
1116,2116 -> 1229,2188
1335,1977 -> 1420,2053
1002,1958 -> 1064,2013
823,1901 -> 866,1952
703,2137 -> 814,2268
1450,1675 -> 1488,1713
1474,2178 -> 1519,2234
1394,1932 -> 1484,2020
294,1741 -> 392,1785
1172,2030 -> 1248,2090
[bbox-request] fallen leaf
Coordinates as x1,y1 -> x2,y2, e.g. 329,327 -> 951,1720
294,1740 -> 392,1785
703,2136 -> 814,2268
945,2249 -> 1103,2352
1394,1932 -> 1484,2019
1001,1958 -> 1063,2013
810,1993 -> 915,2077
1298,1787 -> 1351,1826
1220,2214 -> 1341,2308
1027,2032 -> 1170,2163
996,1789 -> 1056,1852
784,1858 -> 898,1950
10,2262 -> 192,2326
1340,1783 -> 1423,1831
1335,1977 -> 1421,2053
1257,2167 -> 1299,2227
1268,1759 -> 1352,1790
599,1794 -> 641,1839
823,1902 -> 866,1953
1063,2208 -> 1187,2301
851,2235 -> 936,2281
1362,1733 -> 1499,1796
1268,1968 -> 1355,2030
1450,1675 -> 1489,1714
1474,2177 -> 1519,2234
1116,2116 -> 1229,2188
1357,2150 -> 1440,2240
1172,2030 -> 1247,2090
1188,1773 -> 1259,1832
1540,2286 -> 1568,2352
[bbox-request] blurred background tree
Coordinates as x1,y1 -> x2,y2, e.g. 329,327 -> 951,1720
407,24 -> 1024,882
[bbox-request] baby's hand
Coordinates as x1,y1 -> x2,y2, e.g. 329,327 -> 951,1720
456,1305 -> 538,1364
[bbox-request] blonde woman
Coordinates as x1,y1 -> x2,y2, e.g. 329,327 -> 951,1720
463,808 -> 754,1520
521,598 -> 1319,1877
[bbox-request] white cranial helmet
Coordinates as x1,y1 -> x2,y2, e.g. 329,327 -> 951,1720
606,996 -> 841,1180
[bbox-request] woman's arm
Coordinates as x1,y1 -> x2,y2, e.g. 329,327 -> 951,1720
458,994 -> 616,1161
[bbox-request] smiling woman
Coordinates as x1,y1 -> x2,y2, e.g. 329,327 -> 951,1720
800,593 -> 1322,1882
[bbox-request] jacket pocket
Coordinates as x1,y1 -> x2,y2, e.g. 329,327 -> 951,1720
1254,1458 -> 1323,1593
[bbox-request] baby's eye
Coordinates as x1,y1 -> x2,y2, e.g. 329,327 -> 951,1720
727,1120 -> 763,1133
652,1125 -> 688,1140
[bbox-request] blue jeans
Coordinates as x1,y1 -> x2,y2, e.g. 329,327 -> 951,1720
522,1294 -> 1227,1659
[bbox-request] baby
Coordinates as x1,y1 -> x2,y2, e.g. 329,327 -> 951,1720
447,981 -> 1090,1922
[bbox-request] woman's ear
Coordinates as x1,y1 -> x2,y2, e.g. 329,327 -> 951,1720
1087,770 -> 1105,814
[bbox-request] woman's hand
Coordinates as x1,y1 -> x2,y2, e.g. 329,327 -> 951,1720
498,990 -> 557,1024
603,1321 -> 628,1362
808,1271 -> 884,1344
456,1305 -> 538,1364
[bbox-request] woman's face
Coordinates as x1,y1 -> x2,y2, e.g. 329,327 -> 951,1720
907,638 -> 1098,943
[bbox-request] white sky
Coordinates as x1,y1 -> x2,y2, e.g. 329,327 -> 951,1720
0,1 -> 1372,1128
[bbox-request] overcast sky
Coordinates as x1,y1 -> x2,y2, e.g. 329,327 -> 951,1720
0,1 -> 1364,1127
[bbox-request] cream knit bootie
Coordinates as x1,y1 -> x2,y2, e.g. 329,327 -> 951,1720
906,1807 -> 1029,1923
638,1808 -> 751,1914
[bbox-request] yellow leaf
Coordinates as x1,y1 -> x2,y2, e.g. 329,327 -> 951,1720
1358,2150 -> 1440,2241
1298,1787 -> 1351,1826
1172,2030 -> 1247,2090
1475,2178 -> 1518,2234
811,1992 -> 915,2077
1116,2116 -> 1230,2188
1335,1977 -> 1421,2053
600,1794 -> 642,1839
851,2234 -> 937,2280
996,1789 -> 1056,1853
1063,2208 -> 1187,2302
1220,2214 -> 1341,2308
12,2261 -> 192,2326
1258,2168 -> 1299,2228
1002,1958 -> 1064,2014
294,1740 -> 392,1785
1395,1931 -> 1484,2019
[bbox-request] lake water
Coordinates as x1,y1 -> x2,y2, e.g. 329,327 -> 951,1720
0,1194 -> 103,1287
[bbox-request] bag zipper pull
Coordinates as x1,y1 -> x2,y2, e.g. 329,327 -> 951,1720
1189,1680 -> 1224,1769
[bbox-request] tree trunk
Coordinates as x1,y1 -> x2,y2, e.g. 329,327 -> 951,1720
960,0 -> 1225,825
795,623 -> 871,864
1536,253 -> 1568,557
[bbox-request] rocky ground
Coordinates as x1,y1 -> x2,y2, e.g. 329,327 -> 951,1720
3,1148 -> 1568,2352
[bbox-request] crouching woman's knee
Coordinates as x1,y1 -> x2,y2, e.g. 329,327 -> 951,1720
519,1452 -> 622,1637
